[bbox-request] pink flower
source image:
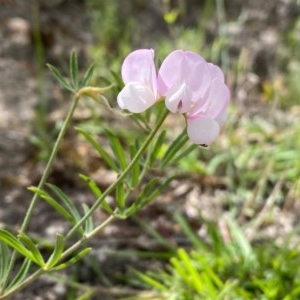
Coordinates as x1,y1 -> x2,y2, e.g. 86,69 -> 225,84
117,49 -> 230,145
158,50 -> 230,145
117,49 -> 159,113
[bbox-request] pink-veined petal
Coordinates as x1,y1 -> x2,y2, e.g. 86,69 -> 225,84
165,82 -> 192,113
158,50 -> 215,105
187,60 -> 212,103
181,51 -> 206,83
121,49 -> 157,97
207,63 -> 225,82
189,78 -> 230,119
117,82 -> 157,113
187,117 -> 220,145
157,50 -> 185,95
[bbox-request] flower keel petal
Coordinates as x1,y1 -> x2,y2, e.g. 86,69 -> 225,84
165,83 -> 192,113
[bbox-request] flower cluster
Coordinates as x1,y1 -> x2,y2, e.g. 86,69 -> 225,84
117,49 -> 230,145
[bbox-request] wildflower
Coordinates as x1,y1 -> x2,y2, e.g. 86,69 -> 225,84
117,49 -> 159,113
157,50 -> 230,145
117,49 -> 230,145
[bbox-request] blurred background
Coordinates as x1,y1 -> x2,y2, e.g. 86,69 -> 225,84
1,0 -> 300,299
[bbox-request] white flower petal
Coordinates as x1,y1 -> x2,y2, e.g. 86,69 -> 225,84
117,82 -> 156,113
187,117 -> 220,145
165,83 -> 192,113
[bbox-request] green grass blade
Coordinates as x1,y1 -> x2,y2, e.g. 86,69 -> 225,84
105,129 -> 127,171
134,178 -> 159,208
80,64 -> 95,88
170,256 -> 187,282
45,233 -> 65,269
116,183 -> 126,213
138,176 -> 176,208
69,50 -> 79,89
76,127 -> 119,172
46,183 -> 81,223
226,216 -> 256,266
78,174 -> 113,214
149,129 -> 167,166
46,64 -> 74,92
174,213 -> 206,250
134,270 -> 168,291
177,248 -> 203,293
132,216 -> 176,252
28,187 -> 82,233
161,130 -> 188,167
110,69 -> 124,90
129,143 -> 140,188
18,232 -> 45,267
54,248 -> 92,271
82,204 -> 94,234
0,241 -> 10,286
0,229 -> 34,262
171,144 -> 198,166
7,258 -> 32,290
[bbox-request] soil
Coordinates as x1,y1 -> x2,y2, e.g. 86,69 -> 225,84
0,0 -> 299,299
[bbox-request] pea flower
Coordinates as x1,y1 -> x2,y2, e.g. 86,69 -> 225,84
157,50 -> 230,145
117,49 -> 159,113
117,49 -> 230,145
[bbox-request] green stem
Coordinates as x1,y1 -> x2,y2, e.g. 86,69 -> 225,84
66,108 -> 169,239
0,108 -> 169,300
0,214 -> 115,300
62,214 -> 116,259
2,92 -> 80,294
21,94 -> 80,233
0,269 -> 46,300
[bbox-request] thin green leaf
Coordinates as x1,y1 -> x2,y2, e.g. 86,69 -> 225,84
136,176 -> 175,209
174,213 -> 206,250
226,216 -> 256,266
177,248 -> 203,293
78,174 -> 113,214
128,176 -> 175,216
54,248 -> 92,271
116,183 -> 126,213
0,241 -> 10,285
45,233 -> 65,269
129,144 -> 140,188
7,258 -> 32,290
78,174 -> 102,197
79,64 -> 95,88
76,127 -> 119,172
206,152 -> 230,175
0,229 -> 34,262
18,232 -> 45,267
132,216 -> 176,252
110,69 -> 124,89
170,144 -> 198,166
28,187 -> 83,234
105,129 -> 127,171
170,256 -> 187,281
191,251 -> 223,289
46,64 -> 74,92
46,184 -> 81,223
161,130 -> 188,167
82,204 -> 94,234
134,270 -> 167,291
69,50 -> 79,89
149,129 -> 167,166
129,113 -> 152,132
125,178 -> 158,216
135,178 -> 159,202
